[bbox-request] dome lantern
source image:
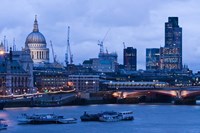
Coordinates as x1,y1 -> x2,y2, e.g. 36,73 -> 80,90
33,15 -> 39,32
25,15 -> 47,47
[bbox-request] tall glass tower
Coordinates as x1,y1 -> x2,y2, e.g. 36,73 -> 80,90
160,17 -> 182,70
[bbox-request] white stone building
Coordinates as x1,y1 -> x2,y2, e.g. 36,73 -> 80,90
25,16 -> 49,64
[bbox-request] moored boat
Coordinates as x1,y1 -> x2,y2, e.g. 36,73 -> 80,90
99,114 -> 122,122
0,118 -> 8,130
81,110 -> 134,122
58,118 -> 77,124
17,114 -> 34,124
80,112 -> 100,121
118,111 -> 134,121
80,111 -> 118,121
17,113 -> 77,124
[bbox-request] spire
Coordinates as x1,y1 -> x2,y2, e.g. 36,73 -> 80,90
0,41 -> 3,47
33,15 -> 39,32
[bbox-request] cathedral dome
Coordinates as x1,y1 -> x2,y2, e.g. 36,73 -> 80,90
24,15 -> 49,64
25,31 -> 46,45
25,15 -> 47,48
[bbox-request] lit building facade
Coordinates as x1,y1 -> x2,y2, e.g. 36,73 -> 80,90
123,47 -> 137,71
33,63 -> 68,92
68,75 -> 99,92
160,17 -> 182,70
0,48 -> 34,95
146,48 -> 160,70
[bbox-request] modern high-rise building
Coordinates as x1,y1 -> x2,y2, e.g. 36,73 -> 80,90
98,52 -> 118,72
123,47 -> 137,71
82,53 -> 118,73
25,16 -> 49,64
146,48 -> 160,71
160,17 -> 182,70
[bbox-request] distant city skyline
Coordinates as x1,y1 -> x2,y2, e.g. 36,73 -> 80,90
0,0 -> 200,71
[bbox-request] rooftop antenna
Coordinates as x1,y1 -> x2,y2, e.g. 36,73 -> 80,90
6,40 -> 9,52
13,38 -> 16,51
3,36 -> 6,51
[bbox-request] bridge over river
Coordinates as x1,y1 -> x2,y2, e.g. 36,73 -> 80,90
112,87 -> 200,105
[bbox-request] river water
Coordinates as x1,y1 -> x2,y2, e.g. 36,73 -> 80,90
0,104 -> 200,133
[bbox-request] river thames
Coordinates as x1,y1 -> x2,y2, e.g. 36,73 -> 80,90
0,104 -> 200,133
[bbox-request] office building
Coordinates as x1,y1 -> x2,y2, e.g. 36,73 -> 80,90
160,17 -> 182,70
68,74 -> 99,92
33,63 -> 68,92
83,53 -> 118,73
123,47 -> 137,71
146,48 -> 160,70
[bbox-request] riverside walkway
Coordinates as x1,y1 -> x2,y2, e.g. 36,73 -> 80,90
0,90 -> 77,108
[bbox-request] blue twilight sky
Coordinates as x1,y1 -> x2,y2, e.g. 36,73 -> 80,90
0,0 -> 200,71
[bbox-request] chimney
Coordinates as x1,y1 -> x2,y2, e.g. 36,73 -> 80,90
9,47 -> 12,61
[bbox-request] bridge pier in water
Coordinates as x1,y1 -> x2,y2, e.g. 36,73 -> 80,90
173,98 -> 196,105
140,93 -> 172,103
117,93 -> 173,104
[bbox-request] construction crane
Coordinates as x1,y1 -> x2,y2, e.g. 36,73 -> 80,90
65,26 -> 73,66
50,40 -> 56,63
13,38 -> 16,51
3,36 -> 6,52
105,47 -> 108,54
97,29 -> 110,54
97,40 -> 104,54
123,42 -> 126,49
